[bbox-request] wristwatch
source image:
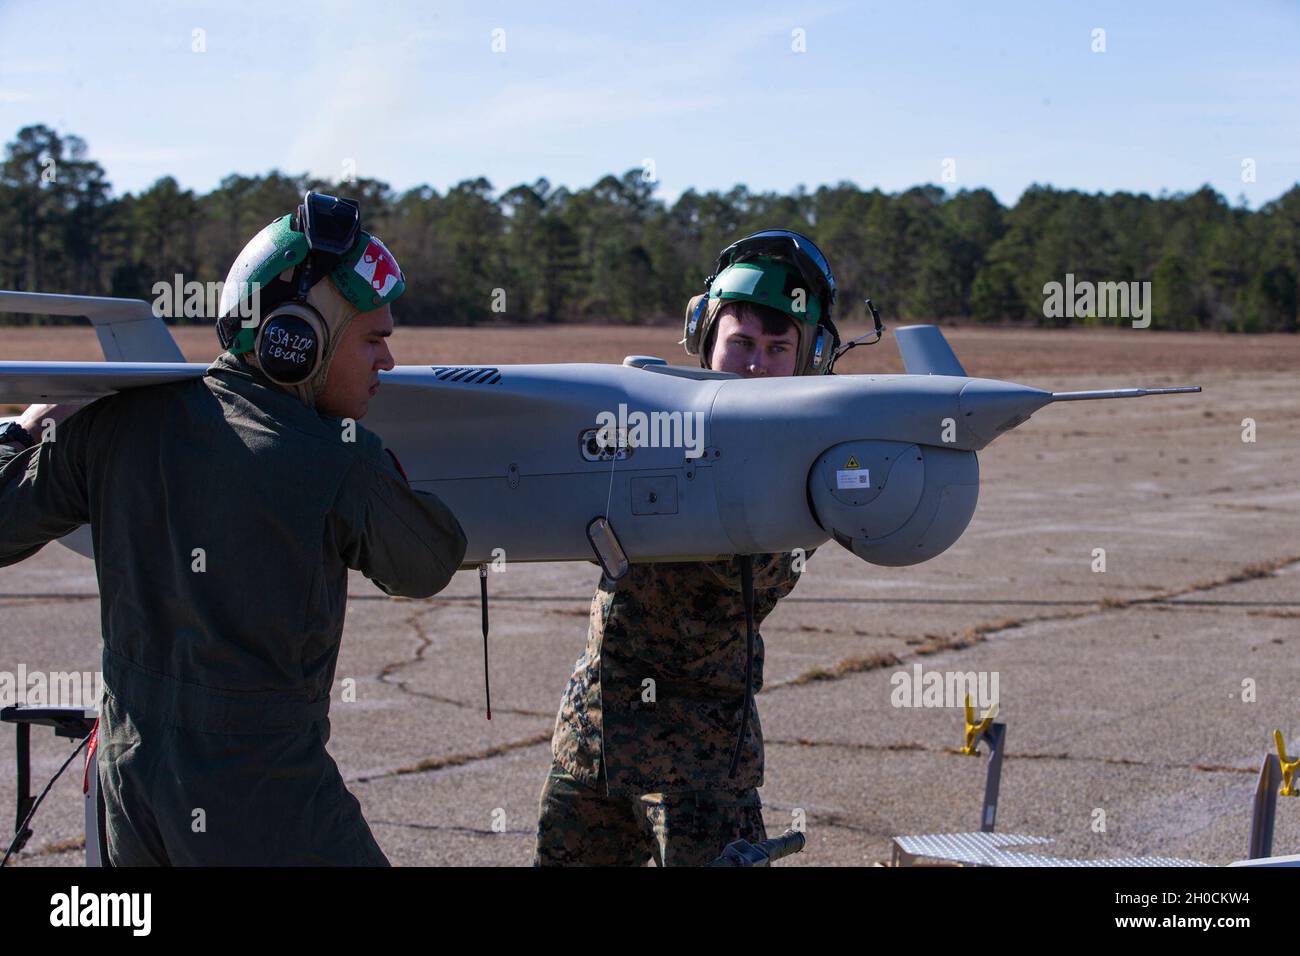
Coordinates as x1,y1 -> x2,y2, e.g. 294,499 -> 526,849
0,421 -> 36,449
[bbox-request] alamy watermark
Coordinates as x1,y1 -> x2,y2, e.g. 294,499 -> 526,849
0,665 -> 103,708
50,886 -> 150,935
152,274 -> 261,323
1042,273 -> 1151,329
594,404 -> 705,459
890,663 -> 999,709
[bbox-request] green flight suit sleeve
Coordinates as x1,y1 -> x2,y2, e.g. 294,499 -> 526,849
0,403 -> 102,567
329,447 -> 468,598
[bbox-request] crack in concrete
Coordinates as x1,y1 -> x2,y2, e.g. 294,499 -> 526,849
1108,554 -> 1300,608
367,820 -> 533,837
779,624 -> 917,640
770,554 -> 1300,692
768,618 -> 1024,691
767,736 -> 1259,775
4,834 -> 85,864
376,602 -> 553,718
351,731 -> 552,784
769,737 -> 928,753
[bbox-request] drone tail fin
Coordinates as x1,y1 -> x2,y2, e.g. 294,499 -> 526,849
0,290 -> 190,561
894,324 -> 967,376
0,290 -> 184,363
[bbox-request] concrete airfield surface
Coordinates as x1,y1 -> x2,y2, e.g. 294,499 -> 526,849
1,326 -> 1297,866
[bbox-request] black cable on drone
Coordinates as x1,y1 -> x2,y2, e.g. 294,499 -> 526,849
1,728 -> 92,867
728,555 -> 757,779
480,564 -> 492,720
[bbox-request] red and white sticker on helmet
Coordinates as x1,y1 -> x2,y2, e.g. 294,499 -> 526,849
354,236 -> 403,298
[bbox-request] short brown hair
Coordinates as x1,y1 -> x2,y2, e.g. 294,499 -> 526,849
704,300 -> 798,360
718,299 -> 797,337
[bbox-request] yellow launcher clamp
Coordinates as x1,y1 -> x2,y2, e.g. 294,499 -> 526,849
1275,730 -> 1298,797
961,694 -> 1000,756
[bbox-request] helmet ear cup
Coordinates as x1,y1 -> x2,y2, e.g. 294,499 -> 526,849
803,318 -> 842,375
682,293 -> 710,357
256,302 -> 328,386
805,326 -> 829,374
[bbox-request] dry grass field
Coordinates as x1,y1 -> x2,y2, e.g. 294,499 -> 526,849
1,321 -> 1298,375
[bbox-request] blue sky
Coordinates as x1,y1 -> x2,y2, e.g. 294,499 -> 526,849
1,0 -> 1296,206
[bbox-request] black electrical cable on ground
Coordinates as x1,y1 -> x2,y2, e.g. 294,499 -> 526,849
1,729 -> 91,867
728,555 -> 756,779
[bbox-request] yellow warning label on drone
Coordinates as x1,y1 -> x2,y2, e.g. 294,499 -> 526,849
845,455 -> 860,469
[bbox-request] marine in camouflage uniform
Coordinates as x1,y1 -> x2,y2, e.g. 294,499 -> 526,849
536,553 -> 806,866
533,233 -> 838,866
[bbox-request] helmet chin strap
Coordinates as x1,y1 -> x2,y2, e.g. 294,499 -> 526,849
825,298 -> 886,373
242,345 -> 323,408
300,311 -> 356,409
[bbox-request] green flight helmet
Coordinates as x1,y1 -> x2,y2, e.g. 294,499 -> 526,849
708,255 -> 823,326
216,194 -> 406,356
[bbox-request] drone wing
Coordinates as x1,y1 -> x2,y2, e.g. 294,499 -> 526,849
0,361 -> 206,404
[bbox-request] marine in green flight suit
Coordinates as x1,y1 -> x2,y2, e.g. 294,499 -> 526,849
0,194 -> 467,865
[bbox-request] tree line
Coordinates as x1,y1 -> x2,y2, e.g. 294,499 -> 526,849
2,124 -> 1296,331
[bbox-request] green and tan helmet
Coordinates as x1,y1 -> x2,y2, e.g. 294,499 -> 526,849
216,192 -> 406,356
683,252 -> 836,375
708,254 -> 824,325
